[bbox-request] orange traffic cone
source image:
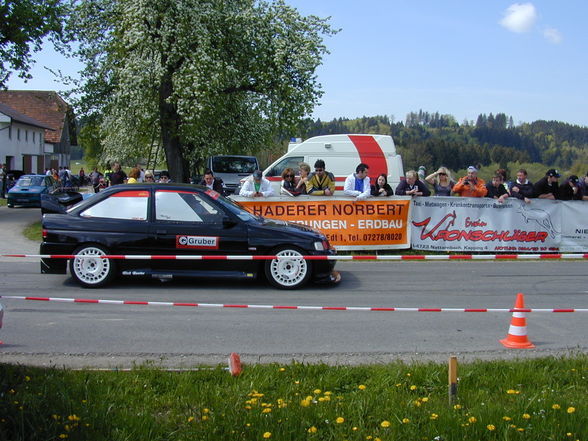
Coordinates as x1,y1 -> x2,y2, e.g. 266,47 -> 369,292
500,293 -> 535,348
228,352 -> 243,376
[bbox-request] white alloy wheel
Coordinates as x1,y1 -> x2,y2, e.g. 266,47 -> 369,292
70,245 -> 115,288
265,248 -> 311,289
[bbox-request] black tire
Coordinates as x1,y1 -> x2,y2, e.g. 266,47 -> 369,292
69,244 -> 116,288
264,246 -> 312,290
7,204 -> 14,208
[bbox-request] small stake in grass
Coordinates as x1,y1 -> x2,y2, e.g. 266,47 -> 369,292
228,352 -> 242,377
448,356 -> 458,404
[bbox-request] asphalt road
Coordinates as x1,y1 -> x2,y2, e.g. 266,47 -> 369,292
0,206 -> 587,368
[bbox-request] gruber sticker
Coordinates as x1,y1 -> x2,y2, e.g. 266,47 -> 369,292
176,235 -> 219,249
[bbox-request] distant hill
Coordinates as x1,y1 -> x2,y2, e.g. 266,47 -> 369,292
297,111 -> 588,178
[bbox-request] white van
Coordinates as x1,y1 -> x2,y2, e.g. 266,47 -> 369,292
263,134 -> 404,194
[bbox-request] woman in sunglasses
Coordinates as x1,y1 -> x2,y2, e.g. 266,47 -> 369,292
425,166 -> 454,196
280,167 -> 302,196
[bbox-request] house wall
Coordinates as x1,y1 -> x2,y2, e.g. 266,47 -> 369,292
0,121 -> 45,172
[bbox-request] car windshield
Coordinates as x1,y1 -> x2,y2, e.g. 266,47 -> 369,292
16,176 -> 44,187
212,192 -> 260,222
212,157 -> 257,174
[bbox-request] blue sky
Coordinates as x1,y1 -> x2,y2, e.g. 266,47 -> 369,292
7,1 -> 588,126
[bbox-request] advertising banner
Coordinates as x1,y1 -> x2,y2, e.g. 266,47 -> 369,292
235,197 -> 412,250
559,201 -> 588,252
411,197 -> 562,253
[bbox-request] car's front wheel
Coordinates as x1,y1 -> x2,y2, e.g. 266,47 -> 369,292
69,244 -> 116,288
264,247 -> 312,289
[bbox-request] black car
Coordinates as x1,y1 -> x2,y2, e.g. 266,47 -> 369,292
40,183 -> 337,289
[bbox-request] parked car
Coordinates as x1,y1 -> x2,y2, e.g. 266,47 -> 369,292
7,174 -> 59,208
206,155 -> 260,194
40,183 -> 338,289
41,191 -> 91,214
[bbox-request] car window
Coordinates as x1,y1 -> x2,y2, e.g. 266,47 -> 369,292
155,190 -> 223,223
211,157 -> 257,174
265,156 -> 304,177
80,190 -> 149,221
16,176 -> 44,187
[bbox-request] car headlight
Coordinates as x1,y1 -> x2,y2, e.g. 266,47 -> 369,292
313,240 -> 330,251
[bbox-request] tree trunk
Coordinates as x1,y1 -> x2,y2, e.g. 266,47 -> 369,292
159,73 -> 188,182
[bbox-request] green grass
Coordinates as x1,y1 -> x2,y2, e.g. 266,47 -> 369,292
23,222 -> 42,242
0,198 -> 6,207
0,355 -> 586,441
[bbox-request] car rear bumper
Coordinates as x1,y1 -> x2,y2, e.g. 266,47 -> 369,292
8,195 -> 41,207
40,242 -> 68,274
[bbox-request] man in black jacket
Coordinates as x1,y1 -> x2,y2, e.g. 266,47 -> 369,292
509,168 -> 534,203
199,169 -> 224,194
486,174 -> 509,203
533,169 -> 560,200
559,175 -> 582,200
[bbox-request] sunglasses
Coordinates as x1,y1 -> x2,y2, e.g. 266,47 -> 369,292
315,168 -> 324,172
285,174 -> 295,178
438,172 -> 447,176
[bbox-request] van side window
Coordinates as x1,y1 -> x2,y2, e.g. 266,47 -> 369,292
266,156 -> 304,177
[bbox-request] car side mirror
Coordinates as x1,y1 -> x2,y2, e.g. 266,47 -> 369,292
222,216 -> 237,228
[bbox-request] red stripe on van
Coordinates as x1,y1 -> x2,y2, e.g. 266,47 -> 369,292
348,135 -> 388,182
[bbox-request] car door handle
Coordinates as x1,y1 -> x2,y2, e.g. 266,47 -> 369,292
156,229 -> 168,235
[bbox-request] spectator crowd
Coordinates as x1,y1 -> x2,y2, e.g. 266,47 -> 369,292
52,160 -> 588,203
269,160 -> 588,202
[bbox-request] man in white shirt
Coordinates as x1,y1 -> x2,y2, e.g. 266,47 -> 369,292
343,163 -> 371,200
239,170 -> 274,197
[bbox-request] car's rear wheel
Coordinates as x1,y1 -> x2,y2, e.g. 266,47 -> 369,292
264,247 -> 312,289
69,244 -> 116,288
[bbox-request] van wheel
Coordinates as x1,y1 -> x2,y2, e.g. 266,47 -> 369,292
69,244 -> 116,288
264,247 -> 311,289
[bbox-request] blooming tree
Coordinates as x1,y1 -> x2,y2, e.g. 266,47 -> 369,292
68,0 -> 336,181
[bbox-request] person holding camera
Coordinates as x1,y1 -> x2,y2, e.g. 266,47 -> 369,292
452,166 -> 487,197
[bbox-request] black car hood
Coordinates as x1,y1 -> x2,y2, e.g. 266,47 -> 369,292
255,217 -> 323,236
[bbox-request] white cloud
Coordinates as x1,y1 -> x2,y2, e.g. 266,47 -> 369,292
543,27 -> 563,44
499,3 -> 537,33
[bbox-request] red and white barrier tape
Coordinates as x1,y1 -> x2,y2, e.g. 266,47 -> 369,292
1,295 -> 587,313
2,253 -> 588,261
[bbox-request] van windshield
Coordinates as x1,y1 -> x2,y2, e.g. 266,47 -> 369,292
211,157 -> 257,174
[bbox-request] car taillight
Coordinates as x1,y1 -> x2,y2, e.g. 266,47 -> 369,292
42,229 -> 48,239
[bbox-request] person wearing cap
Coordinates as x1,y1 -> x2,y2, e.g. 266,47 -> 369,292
395,170 -> 431,197
559,175 -> 582,201
509,168 -> 534,203
239,169 -> 274,197
343,163 -> 371,200
306,159 -> 336,196
533,169 -> 560,200
452,166 -> 487,197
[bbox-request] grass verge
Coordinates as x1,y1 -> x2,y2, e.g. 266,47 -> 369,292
0,355 -> 586,440
23,221 -> 42,242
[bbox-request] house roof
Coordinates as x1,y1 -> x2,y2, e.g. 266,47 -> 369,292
0,102 -> 55,130
0,91 -> 70,143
